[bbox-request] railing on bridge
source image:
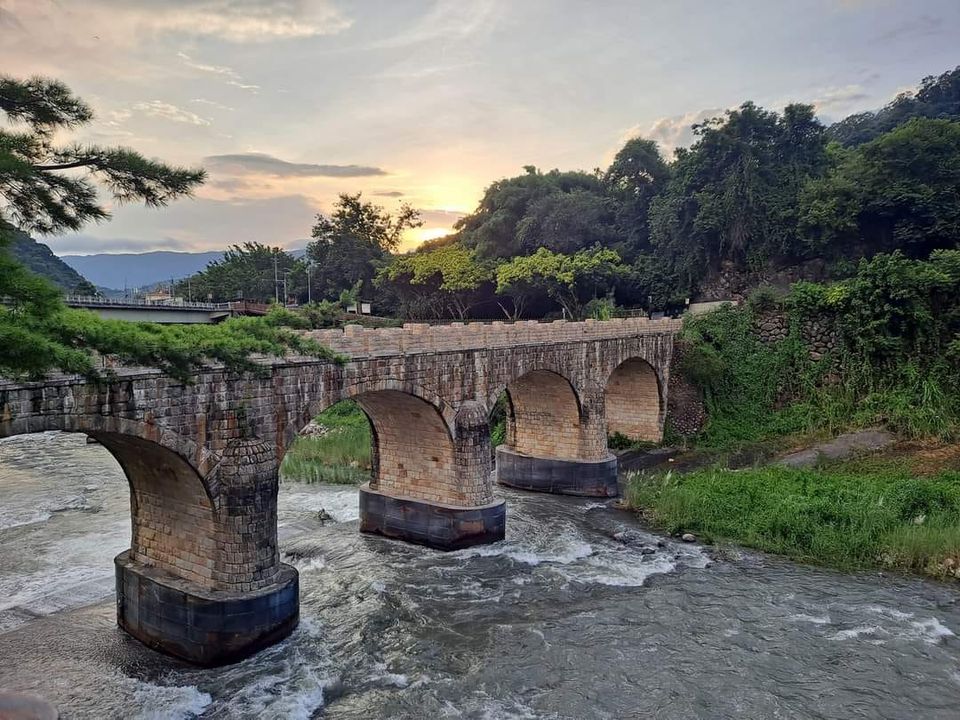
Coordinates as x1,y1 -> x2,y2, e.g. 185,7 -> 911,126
305,316 -> 682,359
63,296 -> 271,316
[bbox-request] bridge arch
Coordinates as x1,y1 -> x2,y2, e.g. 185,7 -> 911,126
289,385 -> 466,505
497,369 -> 583,461
355,390 -> 461,504
0,425 -> 220,588
604,357 -> 664,443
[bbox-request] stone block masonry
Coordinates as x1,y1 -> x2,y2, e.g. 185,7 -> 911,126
0,316 -> 679,664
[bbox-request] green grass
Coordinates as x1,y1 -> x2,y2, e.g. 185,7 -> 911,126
624,461 -> 960,578
280,401 -> 372,484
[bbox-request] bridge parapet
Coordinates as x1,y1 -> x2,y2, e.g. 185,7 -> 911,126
307,316 -> 682,358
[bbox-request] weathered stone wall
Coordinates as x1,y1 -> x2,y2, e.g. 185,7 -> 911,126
0,317 -> 679,585
753,310 -> 841,360
664,342 -> 708,438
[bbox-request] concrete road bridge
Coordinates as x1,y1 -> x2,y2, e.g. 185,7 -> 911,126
0,316 -> 680,666
61,296 -> 270,323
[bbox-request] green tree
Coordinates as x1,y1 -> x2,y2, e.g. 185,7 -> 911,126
176,242 -> 301,303
604,137 -> 671,260
456,166 -> 610,259
827,66 -> 960,146
378,243 -> 494,319
495,247 -> 623,319
515,188 -> 620,255
0,76 -> 204,234
648,102 -> 827,293
307,193 -> 421,301
800,118 -> 960,258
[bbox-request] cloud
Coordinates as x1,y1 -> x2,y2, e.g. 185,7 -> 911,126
53,194 -> 319,254
0,1 -> 353,83
176,51 -> 239,78
618,107 -> 726,158
204,153 -> 387,178
879,15 -> 942,43
178,51 -> 259,93
225,79 -> 261,92
372,0 -> 502,49
418,208 -> 467,226
374,190 -> 405,197
191,98 -> 236,112
133,100 -> 212,126
811,84 -> 871,113
149,1 -> 353,42
52,234 -> 196,254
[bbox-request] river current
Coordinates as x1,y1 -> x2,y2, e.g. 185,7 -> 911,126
1,432 -> 959,719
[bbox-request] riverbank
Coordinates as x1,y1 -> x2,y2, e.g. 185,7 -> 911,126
280,401 -> 372,484
624,441 -> 960,580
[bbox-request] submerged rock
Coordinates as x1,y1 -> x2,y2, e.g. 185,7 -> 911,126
681,533 -> 696,543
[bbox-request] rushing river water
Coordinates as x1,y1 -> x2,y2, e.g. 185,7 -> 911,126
1,432 -> 959,719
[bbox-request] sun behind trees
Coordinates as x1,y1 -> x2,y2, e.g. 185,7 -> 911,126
374,65 -> 960,320
0,75 -> 333,380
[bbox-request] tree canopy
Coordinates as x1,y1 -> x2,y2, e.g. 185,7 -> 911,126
175,242 -> 302,303
0,75 -> 205,235
307,193 -> 421,302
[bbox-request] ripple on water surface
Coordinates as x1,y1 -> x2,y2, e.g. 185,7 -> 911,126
2,432 -> 960,719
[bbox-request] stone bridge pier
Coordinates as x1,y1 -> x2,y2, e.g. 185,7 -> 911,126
0,316 -> 678,666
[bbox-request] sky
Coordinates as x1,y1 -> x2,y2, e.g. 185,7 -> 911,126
2,0 -> 959,256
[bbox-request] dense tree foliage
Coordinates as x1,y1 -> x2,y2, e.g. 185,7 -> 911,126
377,243 -> 493,319
174,242 -> 302,303
495,247 -> 623,320
307,193 -> 421,301
0,76 -> 332,380
800,119 -> 960,258
456,167 -> 608,259
648,102 -> 828,298
376,65 -> 960,320
827,66 -> 960,146
3,221 -> 96,293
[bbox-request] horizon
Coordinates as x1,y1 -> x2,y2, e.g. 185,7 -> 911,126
3,0 -> 959,257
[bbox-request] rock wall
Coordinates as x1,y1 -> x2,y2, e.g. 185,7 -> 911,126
752,309 -> 841,361
665,342 -> 708,438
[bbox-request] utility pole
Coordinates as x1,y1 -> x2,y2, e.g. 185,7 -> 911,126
273,255 -> 279,303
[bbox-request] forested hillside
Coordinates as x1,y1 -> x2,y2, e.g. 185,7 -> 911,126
372,65 -> 960,319
172,65 -> 960,322
4,223 -> 95,293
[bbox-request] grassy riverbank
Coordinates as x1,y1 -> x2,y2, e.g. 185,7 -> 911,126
625,451 -> 960,579
280,401 -> 372,484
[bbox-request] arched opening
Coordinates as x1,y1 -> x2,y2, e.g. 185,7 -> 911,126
605,358 -> 662,444
357,390 -> 459,504
502,370 -> 582,460
283,391 -> 459,505
93,432 -> 219,588
281,399 -> 373,485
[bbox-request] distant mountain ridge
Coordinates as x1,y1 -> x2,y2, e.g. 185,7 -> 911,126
61,250 -> 225,290
60,246 -> 308,291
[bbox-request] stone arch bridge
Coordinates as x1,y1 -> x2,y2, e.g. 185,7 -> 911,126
0,317 -> 680,666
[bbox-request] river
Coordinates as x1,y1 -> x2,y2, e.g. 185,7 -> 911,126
1,431 -> 959,719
